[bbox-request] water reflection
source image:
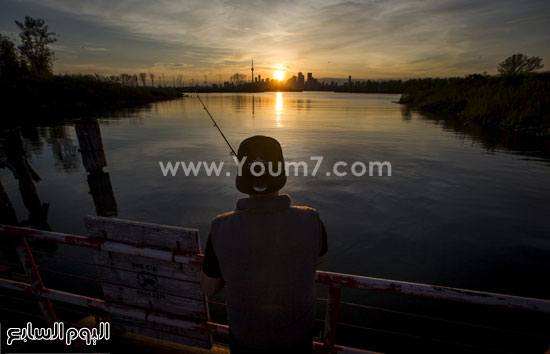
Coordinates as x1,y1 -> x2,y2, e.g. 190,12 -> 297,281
0,130 -> 54,274
409,110 -> 550,162
46,126 -> 80,172
295,98 -> 312,111
400,106 -> 412,121
275,92 -> 283,127
0,130 -> 50,230
0,121 -> 121,225
231,95 -> 250,113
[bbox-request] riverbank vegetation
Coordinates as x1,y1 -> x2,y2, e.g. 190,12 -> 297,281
399,55 -> 549,135
1,17 -> 181,120
2,74 -> 182,118
399,72 -> 549,135
334,79 -> 404,93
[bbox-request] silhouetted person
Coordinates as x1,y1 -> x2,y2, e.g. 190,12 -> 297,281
200,136 -> 328,354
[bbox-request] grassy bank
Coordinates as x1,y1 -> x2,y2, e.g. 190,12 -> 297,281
1,74 -> 182,120
399,73 -> 550,135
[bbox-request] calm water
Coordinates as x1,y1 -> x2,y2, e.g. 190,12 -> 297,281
2,92 -> 550,351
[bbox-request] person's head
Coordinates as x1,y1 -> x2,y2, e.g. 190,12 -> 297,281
236,135 -> 286,196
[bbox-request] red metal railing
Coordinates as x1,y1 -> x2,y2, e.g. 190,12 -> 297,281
1,224 -> 550,353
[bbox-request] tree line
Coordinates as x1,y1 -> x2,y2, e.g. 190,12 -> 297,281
88,72 -> 185,88
0,16 -> 186,88
398,65 -> 549,135
0,16 -> 182,119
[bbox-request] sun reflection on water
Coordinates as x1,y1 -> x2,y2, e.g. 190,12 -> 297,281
275,92 -> 283,127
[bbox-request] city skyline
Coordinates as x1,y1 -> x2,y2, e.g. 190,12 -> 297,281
1,0 -> 548,80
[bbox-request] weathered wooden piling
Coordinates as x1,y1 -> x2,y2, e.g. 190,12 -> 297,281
75,119 -> 107,172
75,119 -> 118,217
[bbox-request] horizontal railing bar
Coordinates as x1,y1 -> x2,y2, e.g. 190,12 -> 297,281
0,277 -> 229,337
315,271 -> 550,314
0,225 -> 203,265
2,224 -> 550,313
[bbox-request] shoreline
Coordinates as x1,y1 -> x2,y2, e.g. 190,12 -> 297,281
398,73 -> 550,137
2,74 -> 183,122
4,73 -> 549,137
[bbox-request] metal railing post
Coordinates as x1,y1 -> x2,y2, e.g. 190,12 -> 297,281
324,285 -> 342,352
14,236 -> 57,326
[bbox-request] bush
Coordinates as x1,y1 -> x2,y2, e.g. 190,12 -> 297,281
398,73 -> 550,135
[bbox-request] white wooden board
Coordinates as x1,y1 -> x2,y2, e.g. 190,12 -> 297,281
85,216 -> 212,349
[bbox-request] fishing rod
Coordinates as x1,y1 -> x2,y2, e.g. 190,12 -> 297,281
194,87 -> 237,156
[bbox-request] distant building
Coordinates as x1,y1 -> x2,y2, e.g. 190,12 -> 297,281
348,75 -> 352,86
289,75 -> 297,88
304,72 -> 319,89
297,72 -> 304,89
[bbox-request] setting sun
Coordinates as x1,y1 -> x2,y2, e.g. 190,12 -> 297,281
274,70 -> 285,81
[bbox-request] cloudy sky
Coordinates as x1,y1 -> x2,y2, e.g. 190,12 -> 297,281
0,0 -> 548,81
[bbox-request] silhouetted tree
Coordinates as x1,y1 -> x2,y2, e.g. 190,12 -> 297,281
139,72 -> 147,86
15,16 -> 56,75
149,73 -> 155,87
0,34 -> 26,77
120,73 -> 131,86
230,73 -> 247,86
497,54 -> 543,76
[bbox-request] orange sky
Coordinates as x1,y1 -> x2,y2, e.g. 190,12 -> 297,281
1,0 -> 548,81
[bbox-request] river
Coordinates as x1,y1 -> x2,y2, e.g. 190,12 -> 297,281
1,92 -> 549,353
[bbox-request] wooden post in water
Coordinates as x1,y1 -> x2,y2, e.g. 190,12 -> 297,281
87,171 -> 118,217
2,131 -> 50,230
0,176 -> 23,281
75,119 -> 118,217
0,176 -> 18,225
75,119 -> 107,172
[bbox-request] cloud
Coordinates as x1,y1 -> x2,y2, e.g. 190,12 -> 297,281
153,62 -> 193,68
5,0 -> 550,78
82,46 -> 108,52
